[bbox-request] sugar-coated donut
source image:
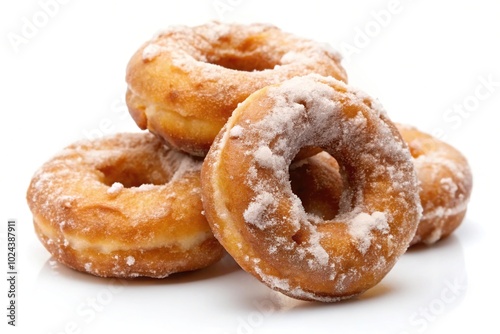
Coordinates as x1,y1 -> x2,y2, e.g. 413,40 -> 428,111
396,124 -> 473,245
289,123 -> 473,247
201,75 -> 422,302
126,21 -> 348,156
26,132 -> 224,278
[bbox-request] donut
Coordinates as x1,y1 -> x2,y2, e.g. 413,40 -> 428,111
289,125 -> 473,246
26,132 -> 224,278
126,21 -> 348,156
201,75 -> 422,302
396,124 -> 473,245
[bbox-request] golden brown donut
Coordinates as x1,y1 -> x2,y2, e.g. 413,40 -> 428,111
291,125 -> 473,247
126,21 -> 348,156
396,124 -> 473,245
201,75 -> 422,302
26,132 -> 224,278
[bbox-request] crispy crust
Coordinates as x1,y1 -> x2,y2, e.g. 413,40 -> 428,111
126,21 -> 348,156
201,75 -> 421,301
288,123 -> 474,247
26,132 -> 224,278
396,124 -> 473,245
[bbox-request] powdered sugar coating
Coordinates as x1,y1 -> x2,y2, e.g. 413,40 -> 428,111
126,256 -> 135,266
29,133 -> 202,227
127,21 -> 347,157
27,132 -> 223,278
141,22 -> 344,80
107,182 -> 124,194
397,123 -> 473,245
347,212 -> 389,254
142,43 -> 164,61
202,75 -> 422,301
229,125 -> 244,138
244,191 -> 277,230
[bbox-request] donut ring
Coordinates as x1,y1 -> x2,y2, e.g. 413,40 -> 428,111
396,124 -> 473,245
201,75 -> 422,301
126,21 -> 347,156
26,132 -> 224,278
289,123 -> 473,247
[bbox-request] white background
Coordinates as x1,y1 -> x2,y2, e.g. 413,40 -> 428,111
1,0 -> 499,333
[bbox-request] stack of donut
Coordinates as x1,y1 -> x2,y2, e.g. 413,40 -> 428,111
27,22 -> 472,302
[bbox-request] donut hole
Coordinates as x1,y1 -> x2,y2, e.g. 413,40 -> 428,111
289,152 -> 344,221
291,230 -> 307,245
207,54 -> 277,72
98,162 -> 169,188
205,39 -> 279,71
